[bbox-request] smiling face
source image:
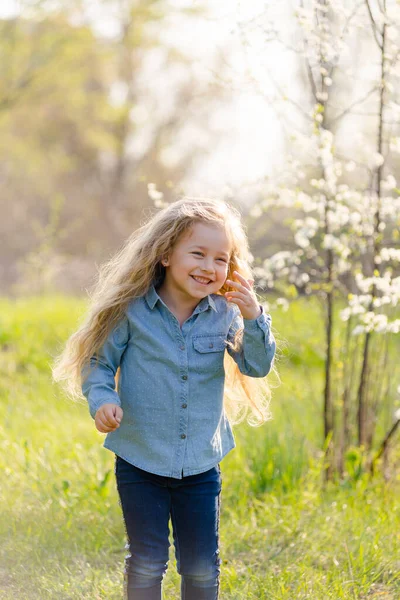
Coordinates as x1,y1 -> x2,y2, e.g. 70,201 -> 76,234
159,221 -> 232,308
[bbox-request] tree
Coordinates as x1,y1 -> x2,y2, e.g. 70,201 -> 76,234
0,0 -> 229,292
235,0 -> 400,479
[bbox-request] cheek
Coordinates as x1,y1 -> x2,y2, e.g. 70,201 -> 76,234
218,264 -> 229,279
175,255 -> 193,269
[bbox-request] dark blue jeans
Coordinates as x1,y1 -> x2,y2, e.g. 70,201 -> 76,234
115,455 -> 222,600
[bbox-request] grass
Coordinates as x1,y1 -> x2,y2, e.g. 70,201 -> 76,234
0,295 -> 399,599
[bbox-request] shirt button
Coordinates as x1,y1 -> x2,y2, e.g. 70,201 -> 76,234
181,434 -> 186,439
182,403 -> 187,409
182,375 -> 187,380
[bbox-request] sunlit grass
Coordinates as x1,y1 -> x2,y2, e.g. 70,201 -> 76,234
0,295 -> 399,599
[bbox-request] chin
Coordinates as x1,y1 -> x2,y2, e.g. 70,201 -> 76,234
192,289 -> 209,299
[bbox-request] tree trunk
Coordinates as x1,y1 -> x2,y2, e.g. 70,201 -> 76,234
323,250 -> 334,481
357,0 -> 387,452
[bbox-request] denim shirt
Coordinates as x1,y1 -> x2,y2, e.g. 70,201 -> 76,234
81,284 -> 276,479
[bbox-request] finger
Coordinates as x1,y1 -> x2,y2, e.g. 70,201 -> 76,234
96,421 -> 113,433
97,415 -> 116,431
96,415 -> 110,429
97,424 -> 111,433
226,279 -> 241,289
104,408 -> 119,425
113,406 -> 122,423
226,279 -> 249,293
227,274 -> 251,292
232,271 -> 252,290
226,297 -> 246,308
225,291 -> 249,302
226,287 -> 257,301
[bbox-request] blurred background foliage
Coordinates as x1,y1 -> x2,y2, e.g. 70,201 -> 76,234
0,0 -> 233,293
2,0 -> 399,298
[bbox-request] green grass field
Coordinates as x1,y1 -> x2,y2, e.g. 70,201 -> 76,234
0,296 -> 399,599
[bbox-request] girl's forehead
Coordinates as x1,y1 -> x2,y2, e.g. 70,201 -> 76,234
181,222 -> 232,252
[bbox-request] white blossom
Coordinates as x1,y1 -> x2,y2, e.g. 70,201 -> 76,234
340,307 -> 351,322
322,234 -> 335,249
275,297 -> 289,311
371,152 -> 385,168
345,161 -> 356,172
352,325 -> 365,335
387,320 -> 400,334
381,175 -> 397,190
147,183 -> 164,202
390,137 -> 400,153
250,204 -> 263,218
380,248 -> 400,262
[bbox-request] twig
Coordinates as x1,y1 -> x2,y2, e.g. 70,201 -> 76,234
364,0 -> 383,50
370,419 -> 400,475
330,86 -> 379,123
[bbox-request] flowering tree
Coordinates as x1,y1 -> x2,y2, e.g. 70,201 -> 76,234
241,0 -> 400,478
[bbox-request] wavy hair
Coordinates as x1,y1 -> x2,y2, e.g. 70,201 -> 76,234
52,197 -> 276,426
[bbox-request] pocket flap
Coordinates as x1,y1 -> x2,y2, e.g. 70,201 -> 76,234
193,335 -> 226,353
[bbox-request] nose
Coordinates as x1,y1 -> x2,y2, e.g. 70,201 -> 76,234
201,257 -> 215,273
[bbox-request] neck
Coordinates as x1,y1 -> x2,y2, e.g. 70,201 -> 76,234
156,284 -> 200,320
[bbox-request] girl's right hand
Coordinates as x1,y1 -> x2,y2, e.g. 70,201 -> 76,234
95,404 -> 123,433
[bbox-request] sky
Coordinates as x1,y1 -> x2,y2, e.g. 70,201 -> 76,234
0,0 -> 295,195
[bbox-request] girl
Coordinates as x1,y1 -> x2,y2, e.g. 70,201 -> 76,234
53,198 -> 276,600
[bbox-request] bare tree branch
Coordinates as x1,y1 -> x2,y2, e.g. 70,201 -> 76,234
299,0 -> 318,100
235,11 -> 314,129
330,85 -> 379,123
328,0 -> 365,82
364,0 -> 383,50
268,69 -> 314,122
370,418 -> 400,475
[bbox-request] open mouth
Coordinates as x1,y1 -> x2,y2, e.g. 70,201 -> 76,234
191,275 -> 212,285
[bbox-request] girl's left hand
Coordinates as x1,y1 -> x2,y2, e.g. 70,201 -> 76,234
225,271 -> 262,320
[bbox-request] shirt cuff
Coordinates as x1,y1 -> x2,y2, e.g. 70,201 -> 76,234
243,305 -> 271,329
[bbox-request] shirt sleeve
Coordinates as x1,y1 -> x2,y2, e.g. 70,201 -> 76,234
226,305 -> 276,377
81,314 -> 130,419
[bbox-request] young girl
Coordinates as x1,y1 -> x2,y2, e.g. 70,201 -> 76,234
53,198 -> 276,600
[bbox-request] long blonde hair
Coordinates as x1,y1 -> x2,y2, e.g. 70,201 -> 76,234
52,197 -> 276,426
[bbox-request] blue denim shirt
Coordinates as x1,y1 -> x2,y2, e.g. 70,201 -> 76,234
82,284 -> 276,479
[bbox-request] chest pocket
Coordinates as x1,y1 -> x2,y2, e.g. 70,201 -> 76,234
192,334 -> 226,374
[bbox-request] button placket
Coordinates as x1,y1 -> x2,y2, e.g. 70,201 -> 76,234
176,330 -> 189,468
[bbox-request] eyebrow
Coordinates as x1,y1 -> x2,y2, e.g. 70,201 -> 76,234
189,245 -> 230,258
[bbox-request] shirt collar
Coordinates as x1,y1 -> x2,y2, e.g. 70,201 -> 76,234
145,283 -> 218,313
